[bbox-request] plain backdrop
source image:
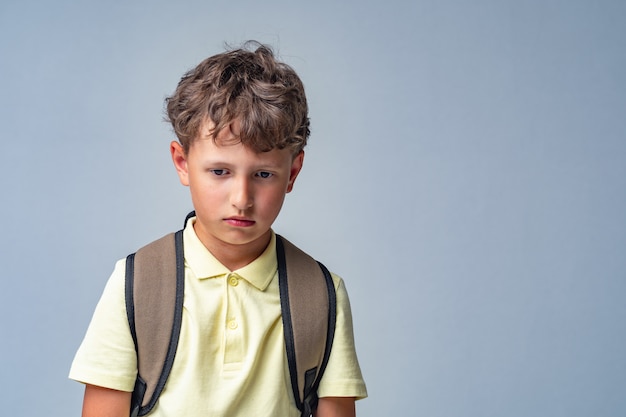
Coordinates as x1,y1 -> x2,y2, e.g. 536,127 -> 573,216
1,1 -> 625,416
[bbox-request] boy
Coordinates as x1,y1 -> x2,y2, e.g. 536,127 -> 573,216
70,42 -> 367,417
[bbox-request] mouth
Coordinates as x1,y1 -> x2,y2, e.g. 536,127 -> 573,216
224,217 -> 256,227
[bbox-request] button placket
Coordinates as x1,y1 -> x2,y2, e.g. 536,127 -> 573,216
224,273 -> 243,365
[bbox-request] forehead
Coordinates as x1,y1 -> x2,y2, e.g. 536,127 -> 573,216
192,117 -> 299,159
189,130 -> 294,167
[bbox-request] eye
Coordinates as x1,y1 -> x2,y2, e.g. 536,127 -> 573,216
257,171 -> 273,179
210,169 -> 229,176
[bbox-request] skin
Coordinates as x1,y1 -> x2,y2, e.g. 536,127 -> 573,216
315,397 -> 357,417
81,384 -> 354,417
170,122 -> 304,270
81,122 -> 357,416
81,385 -> 130,417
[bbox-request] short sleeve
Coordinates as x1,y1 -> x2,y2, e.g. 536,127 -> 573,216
69,259 -> 138,391
317,274 -> 368,399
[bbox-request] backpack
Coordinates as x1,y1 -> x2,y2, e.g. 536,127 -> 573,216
125,213 -> 337,417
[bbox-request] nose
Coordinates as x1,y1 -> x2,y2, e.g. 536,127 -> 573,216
231,176 -> 253,211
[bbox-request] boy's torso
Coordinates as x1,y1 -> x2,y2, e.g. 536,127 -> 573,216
159,226 -> 299,415
70,220 -> 366,416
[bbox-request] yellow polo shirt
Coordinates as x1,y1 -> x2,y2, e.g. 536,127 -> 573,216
70,219 -> 367,416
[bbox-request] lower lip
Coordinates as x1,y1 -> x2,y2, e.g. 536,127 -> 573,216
225,219 -> 256,227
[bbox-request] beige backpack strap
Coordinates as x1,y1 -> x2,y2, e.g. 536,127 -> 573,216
277,235 -> 337,417
125,230 -> 185,417
123,213 -> 334,417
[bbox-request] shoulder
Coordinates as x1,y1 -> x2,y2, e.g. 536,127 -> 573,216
276,234 -> 348,290
69,258 -> 137,391
101,258 -> 129,296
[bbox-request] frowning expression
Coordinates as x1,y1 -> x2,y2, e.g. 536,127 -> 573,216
171,122 -> 303,261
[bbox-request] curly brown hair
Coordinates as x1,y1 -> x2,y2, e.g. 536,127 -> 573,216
165,41 -> 310,155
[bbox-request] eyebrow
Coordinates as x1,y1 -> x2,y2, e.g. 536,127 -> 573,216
199,158 -> 284,170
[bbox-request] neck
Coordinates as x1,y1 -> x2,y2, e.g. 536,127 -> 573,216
197,229 -> 272,271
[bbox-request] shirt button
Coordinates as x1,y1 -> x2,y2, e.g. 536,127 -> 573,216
227,319 -> 238,330
228,276 -> 239,287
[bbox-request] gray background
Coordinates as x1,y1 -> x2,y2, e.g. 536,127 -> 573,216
1,0 -> 625,416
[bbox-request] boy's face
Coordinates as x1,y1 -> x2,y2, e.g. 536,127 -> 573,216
171,122 -> 304,260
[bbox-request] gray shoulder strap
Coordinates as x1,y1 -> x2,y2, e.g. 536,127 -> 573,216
125,230 -> 185,417
277,235 -> 337,417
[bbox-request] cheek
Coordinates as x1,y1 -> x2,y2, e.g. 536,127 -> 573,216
189,180 -> 221,205
256,188 -> 286,212
269,190 -> 289,212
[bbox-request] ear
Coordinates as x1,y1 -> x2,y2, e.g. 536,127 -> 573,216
170,141 -> 190,186
286,151 -> 304,193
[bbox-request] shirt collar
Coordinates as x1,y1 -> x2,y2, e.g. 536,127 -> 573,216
182,217 -> 277,291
